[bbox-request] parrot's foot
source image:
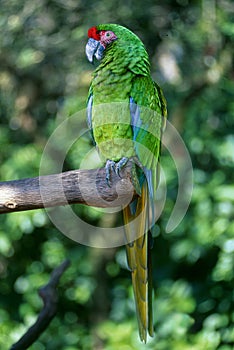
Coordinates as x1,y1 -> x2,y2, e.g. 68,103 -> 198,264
105,157 -> 129,186
115,157 -> 129,177
105,160 -> 116,187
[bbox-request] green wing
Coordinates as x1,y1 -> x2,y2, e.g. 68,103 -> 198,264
130,76 -> 167,204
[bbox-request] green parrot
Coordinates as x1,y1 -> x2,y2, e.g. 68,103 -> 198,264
85,24 -> 167,342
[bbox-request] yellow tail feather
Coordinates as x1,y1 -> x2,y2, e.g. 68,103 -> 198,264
123,184 -> 153,342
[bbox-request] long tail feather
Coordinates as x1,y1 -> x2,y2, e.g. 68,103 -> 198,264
123,184 -> 153,342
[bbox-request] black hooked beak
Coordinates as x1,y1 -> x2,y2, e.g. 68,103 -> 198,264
85,38 -> 105,63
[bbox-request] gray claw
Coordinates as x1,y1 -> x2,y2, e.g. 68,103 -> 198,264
115,157 -> 129,177
105,160 -> 116,187
105,157 -> 129,186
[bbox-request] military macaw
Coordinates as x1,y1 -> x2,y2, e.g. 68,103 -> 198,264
85,24 -> 167,342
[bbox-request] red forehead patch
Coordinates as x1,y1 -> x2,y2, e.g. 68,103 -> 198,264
88,27 -> 100,40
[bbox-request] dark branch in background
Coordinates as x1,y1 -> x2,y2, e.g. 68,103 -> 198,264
0,166 -> 136,214
9,260 -> 70,350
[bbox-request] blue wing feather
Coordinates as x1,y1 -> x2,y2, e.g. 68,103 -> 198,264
129,96 -> 156,225
87,94 -> 93,130
87,93 -> 95,145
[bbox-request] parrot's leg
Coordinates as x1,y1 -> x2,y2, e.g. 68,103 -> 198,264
105,159 -> 116,187
105,158 -> 129,186
116,158 -> 142,196
105,157 -> 141,194
115,157 -> 129,177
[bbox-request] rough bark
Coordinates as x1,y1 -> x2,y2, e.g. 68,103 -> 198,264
0,166 -> 136,214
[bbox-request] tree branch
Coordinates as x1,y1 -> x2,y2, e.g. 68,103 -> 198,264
0,166 -> 136,214
9,259 -> 70,350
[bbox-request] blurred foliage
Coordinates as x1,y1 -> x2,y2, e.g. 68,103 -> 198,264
0,0 -> 234,349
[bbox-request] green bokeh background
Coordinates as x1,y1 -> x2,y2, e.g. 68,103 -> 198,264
0,0 -> 233,349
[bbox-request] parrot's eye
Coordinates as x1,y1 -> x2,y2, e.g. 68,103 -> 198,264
99,30 -> 117,47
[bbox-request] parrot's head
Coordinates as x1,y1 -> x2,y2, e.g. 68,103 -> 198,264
85,26 -> 117,62
85,24 -> 147,63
